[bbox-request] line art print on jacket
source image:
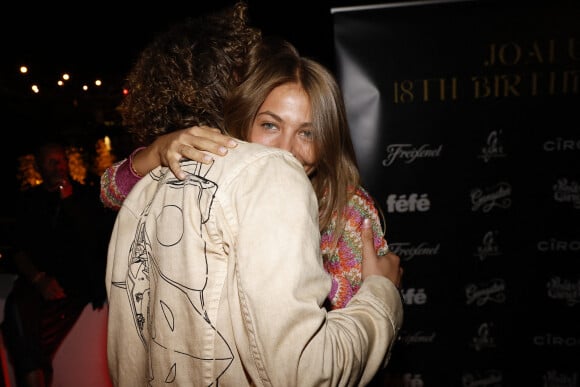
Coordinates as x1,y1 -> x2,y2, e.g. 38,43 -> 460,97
110,160 -> 234,385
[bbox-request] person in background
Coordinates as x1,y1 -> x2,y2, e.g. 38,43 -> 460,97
1,140 -> 114,387
104,4 -> 402,385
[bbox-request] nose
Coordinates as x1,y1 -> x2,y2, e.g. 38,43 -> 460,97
274,136 -> 295,155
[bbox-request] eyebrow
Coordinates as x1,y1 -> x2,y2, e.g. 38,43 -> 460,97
256,111 -> 281,122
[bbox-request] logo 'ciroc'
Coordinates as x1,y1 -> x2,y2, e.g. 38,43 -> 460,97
537,238 -> 580,252
543,137 -> 580,152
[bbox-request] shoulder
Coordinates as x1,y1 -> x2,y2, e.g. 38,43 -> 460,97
351,185 -> 373,201
223,141 -> 295,164
122,141 -> 311,211
210,141 -> 306,183
348,186 -> 379,212
210,141 -> 316,208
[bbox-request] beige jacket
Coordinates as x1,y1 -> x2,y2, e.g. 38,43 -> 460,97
106,141 -> 403,387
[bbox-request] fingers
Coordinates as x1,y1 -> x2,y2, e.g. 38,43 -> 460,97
133,126 -> 239,181
360,218 -> 377,264
187,125 -> 238,154
380,252 -> 402,289
167,157 -> 187,180
387,252 -> 403,289
165,126 -> 238,180
361,219 -> 380,280
361,218 -> 402,288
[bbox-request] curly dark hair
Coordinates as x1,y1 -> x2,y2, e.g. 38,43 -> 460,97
118,1 -> 262,146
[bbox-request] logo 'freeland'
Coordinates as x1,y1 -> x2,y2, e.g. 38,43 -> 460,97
382,143 -> 443,166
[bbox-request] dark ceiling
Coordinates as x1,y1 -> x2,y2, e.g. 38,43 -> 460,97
1,1 -> 393,199
3,1 -> 385,83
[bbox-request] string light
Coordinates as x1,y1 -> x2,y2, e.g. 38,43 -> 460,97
14,64 -> 126,98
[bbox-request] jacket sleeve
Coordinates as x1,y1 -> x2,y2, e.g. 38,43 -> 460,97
229,152 -> 403,387
100,158 -> 141,211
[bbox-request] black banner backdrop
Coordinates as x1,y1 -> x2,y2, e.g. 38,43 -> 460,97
333,1 -> 580,386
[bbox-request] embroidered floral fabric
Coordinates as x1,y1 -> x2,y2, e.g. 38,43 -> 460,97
100,159 -> 138,210
321,186 -> 389,310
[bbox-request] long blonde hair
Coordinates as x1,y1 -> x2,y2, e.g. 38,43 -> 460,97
224,38 -> 361,254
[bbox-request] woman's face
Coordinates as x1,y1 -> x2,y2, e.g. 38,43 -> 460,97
248,83 -> 318,176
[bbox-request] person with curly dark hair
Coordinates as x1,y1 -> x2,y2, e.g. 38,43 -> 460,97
101,1 -> 258,208
118,3 -> 260,147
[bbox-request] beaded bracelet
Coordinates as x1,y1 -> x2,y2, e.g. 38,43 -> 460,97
129,146 -> 147,178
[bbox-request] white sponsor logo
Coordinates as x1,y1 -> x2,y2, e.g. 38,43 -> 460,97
386,193 -> 431,213
553,178 -> 580,209
533,334 -> 580,347
471,182 -> 512,213
543,137 -> 580,152
402,373 -> 425,387
537,238 -> 580,252
547,276 -> 580,306
462,370 -> 502,387
478,130 -> 506,162
474,231 -> 501,261
382,143 -> 443,166
401,288 -> 427,305
465,279 -> 506,306
471,322 -> 496,351
398,331 -> 436,345
389,242 -> 440,262
543,370 -> 578,387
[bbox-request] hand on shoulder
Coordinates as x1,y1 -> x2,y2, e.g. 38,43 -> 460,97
138,126 -> 238,180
